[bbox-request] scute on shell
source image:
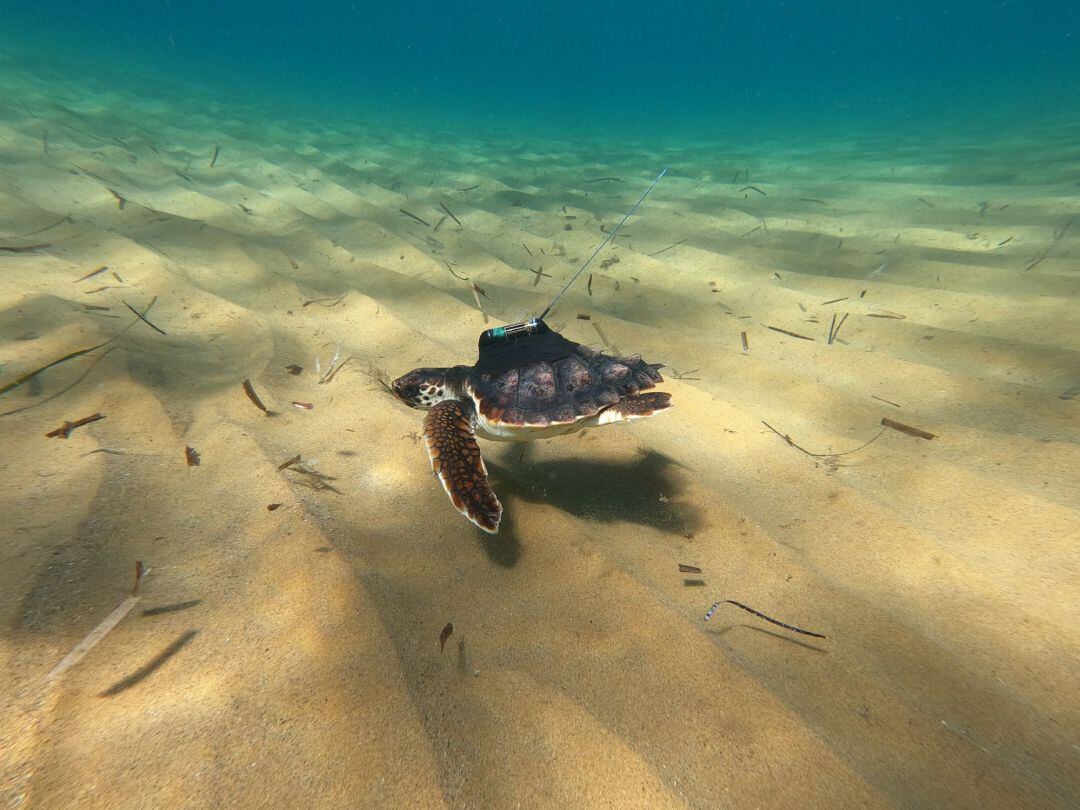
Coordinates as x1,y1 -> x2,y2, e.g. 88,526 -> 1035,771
556,355 -> 594,393
518,362 -> 558,402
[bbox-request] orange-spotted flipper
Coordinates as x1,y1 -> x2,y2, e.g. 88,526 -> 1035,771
422,400 -> 502,533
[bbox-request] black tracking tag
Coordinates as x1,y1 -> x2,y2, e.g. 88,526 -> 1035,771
475,318 -> 577,377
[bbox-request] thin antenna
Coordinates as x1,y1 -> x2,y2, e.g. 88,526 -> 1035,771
538,168 -> 666,321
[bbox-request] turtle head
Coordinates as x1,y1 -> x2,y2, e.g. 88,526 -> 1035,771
391,367 -> 462,409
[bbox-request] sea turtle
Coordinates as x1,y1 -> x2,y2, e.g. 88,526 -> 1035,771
392,318 -> 672,533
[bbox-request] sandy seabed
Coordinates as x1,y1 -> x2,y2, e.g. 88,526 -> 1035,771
0,60 -> 1078,809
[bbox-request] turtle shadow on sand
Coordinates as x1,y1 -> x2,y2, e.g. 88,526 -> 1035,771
486,447 -> 702,539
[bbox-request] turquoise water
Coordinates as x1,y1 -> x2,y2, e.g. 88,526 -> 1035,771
6,1 -> 1080,137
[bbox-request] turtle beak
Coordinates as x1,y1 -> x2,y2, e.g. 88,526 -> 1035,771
391,374 -> 430,409
390,376 -> 418,407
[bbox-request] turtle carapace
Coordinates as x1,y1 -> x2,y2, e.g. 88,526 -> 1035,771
392,319 -> 672,533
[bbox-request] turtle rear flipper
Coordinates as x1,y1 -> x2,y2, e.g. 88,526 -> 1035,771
423,400 -> 503,533
596,392 -> 673,425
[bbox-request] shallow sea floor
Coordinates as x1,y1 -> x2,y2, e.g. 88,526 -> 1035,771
1,60 -> 1078,808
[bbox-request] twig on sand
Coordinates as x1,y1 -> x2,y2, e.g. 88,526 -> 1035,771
123,297 -> 167,335
1025,214 -> 1076,272
1,347 -> 117,419
6,215 -> 70,240
45,412 -> 105,438
1,343 -> 109,397
301,293 -> 348,308
470,286 -> 488,324
75,265 -> 109,282
399,208 -> 430,227
880,417 -> 936,440
439,203 -> 462,227
44,562 -> 149,682
827,313 -> 849,345
766,325 -> 814,341
0,298 -> 157,414
320,357 -> 350,385
0,242 -> 52,253
242,378 -> 275,416
761,420 -> 885,459
317,343 -> 351,384
278,454 -> 302,471
704,599 -> 826,638
647,238 -> 687,257
444,259 -> 469,281
531,265 -> 550,286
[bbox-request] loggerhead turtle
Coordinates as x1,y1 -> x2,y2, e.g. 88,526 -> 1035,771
392,318 -> 671,533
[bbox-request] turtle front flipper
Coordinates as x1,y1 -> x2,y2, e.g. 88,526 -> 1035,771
422,400 -> 503,533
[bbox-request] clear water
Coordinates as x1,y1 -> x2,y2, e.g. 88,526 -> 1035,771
8,1 -> 1080,134
1,2 -> 1077,807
